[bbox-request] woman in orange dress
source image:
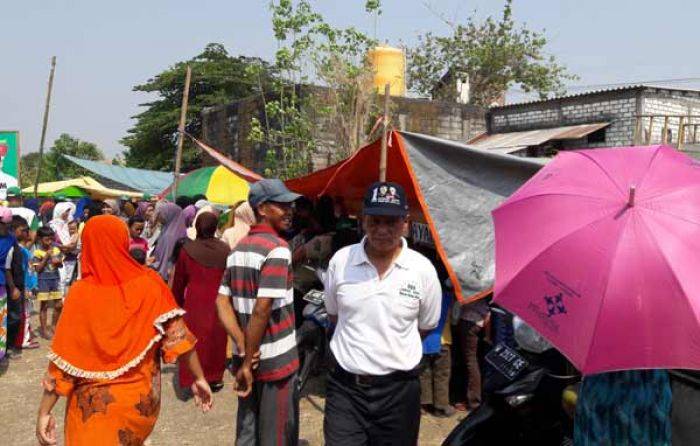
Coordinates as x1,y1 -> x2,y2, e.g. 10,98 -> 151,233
35,215 -> 213,446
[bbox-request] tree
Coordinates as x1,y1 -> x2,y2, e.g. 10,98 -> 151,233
250,0 -> 381,179
122,43 -> 275,171
406,0 -> 576,106
20,133 -> 105,187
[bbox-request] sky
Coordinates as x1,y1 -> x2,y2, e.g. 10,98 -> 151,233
2,0 -> 699,158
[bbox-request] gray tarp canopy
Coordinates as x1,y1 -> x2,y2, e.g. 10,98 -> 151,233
400,132 -> 545,298
64,155 -> 174,195
286,130 -> 546,301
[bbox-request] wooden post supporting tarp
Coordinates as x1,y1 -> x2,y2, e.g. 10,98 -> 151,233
34,56 -> 56,198
173,65 -> 192,200
379,83 -> 390,182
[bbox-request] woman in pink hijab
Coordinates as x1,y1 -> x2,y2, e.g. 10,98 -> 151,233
221,202 -> 255,250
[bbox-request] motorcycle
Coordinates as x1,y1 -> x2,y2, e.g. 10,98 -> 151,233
443,307 -> 580,446
295,267 -> 331,393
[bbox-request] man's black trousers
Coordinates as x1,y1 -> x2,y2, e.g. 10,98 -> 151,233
323,368 -> 421,445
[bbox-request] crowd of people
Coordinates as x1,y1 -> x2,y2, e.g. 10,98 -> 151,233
0,176 -> 685,446
0,177 -> 472,446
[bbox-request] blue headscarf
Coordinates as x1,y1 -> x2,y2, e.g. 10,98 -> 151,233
75,197 -> 93,222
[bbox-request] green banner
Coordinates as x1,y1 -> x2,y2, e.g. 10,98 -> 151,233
0,131 -> 20,199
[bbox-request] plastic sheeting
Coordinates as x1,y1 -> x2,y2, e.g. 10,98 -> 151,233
63,155 -> 173,195
287,131 -> 545,302
399,132 -> 545,298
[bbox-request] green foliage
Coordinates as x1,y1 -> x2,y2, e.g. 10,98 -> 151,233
251,0 -> 379,179
122,43 -> 275,171
406,0 -> 576,105
19,152 -> 42,188
20,133 -> 105,187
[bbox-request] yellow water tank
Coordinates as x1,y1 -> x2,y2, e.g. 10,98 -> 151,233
368,46 -> 406,97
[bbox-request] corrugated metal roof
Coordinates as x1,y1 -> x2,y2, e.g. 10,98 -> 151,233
497,84 -> 700,109
469,122 -> 610,151
64,155 -> 174,195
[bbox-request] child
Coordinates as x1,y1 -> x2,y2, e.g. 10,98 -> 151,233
10,216 -> 39,350
128,215 -> 149,253
59,220 -> 80,294
33,226 -> 63,339
420,285 -> 455,417
5,215 -> 35,358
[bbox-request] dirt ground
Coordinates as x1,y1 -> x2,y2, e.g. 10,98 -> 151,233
2,328 -> 462,445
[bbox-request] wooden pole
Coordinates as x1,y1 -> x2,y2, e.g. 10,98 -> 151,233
173,65 -> 192,200
633,116 -> 641,146
694,124 -> 698,144
379,83 -> 390,182
646,116 -> 654,145
662,116 -> 669,144
33,56 -> 57,198
678,116 -> 685,149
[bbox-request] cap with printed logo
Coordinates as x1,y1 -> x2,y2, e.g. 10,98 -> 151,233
248,179 -> 302,208
363,181 -> 409,217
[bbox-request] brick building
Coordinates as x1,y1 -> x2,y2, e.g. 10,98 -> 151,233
470,85 -> 700,157
200,86 -> 486,173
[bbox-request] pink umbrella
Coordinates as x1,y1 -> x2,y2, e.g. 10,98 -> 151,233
493,145 -> 700,375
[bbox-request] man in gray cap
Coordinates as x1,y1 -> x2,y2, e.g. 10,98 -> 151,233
216,179 -> 302,446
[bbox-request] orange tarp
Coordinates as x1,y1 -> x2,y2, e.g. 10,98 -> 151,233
285,131 -> 469,304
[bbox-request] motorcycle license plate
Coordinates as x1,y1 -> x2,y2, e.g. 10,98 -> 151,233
303,289 -> 325,305
485,344 -> 529,380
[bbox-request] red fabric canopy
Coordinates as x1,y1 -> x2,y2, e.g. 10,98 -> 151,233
286,131 -> 469,303
286,132 -> 423,220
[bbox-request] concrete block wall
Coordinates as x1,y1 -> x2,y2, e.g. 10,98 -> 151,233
202,87 -> 487,174
490,90 -> 639,148
641,90 -> 700,145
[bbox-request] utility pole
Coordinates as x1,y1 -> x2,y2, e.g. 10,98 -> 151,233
173,65 -> 192,200
34,56 -> 56,198
379,83 -> 390,182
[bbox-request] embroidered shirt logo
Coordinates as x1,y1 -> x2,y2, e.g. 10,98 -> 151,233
399,281 -> 421,299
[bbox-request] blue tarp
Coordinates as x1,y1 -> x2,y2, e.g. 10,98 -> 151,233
64,155 -> 173,195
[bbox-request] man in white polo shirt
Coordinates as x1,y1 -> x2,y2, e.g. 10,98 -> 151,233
323,181 -> 442,446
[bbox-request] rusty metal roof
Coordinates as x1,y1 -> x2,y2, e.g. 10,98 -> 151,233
468,122 -> 610,152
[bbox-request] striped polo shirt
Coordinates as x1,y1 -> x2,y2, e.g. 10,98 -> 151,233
218,224 -> 298,382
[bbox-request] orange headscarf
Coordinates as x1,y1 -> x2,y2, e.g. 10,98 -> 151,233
48,215 -> 184,380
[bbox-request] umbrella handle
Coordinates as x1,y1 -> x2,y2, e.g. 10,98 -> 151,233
628,186 -> 636,207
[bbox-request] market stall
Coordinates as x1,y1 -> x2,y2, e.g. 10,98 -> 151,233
22,176 -> 142,200
286,131 -> 545,303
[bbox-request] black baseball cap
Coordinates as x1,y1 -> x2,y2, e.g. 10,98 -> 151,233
363,181 -> 409,217
249,179 -> 301,208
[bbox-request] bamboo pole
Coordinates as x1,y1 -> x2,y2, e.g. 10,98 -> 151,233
379,83 -> 390,182
678,116 -> 685,149
662,116 -> 669,144
33,56 -> 57,198
173,65 -> 192,200
646,116 -> 654,145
